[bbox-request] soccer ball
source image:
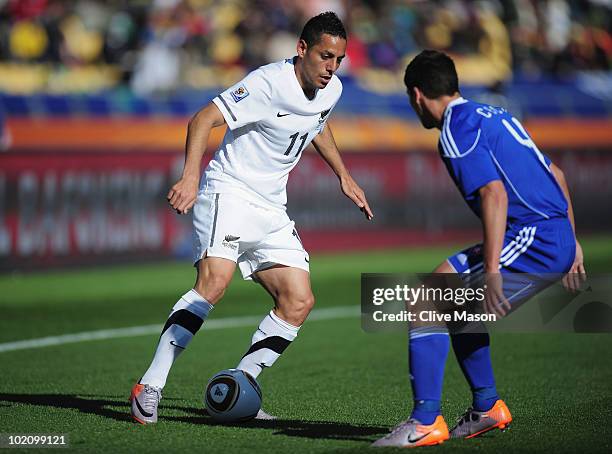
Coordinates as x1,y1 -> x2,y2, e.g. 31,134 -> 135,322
204,369 -> 262,422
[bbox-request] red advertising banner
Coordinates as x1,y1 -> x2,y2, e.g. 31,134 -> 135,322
1,149 -> 610,271
0,152 -> 187,270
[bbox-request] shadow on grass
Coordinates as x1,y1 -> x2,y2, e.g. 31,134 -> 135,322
0,393 -> 133,423
0,393 -> 387,443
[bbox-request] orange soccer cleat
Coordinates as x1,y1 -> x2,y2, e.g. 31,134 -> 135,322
450,399 -> 512,439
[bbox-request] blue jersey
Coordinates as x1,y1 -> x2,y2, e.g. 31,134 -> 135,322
438,98 -> 568,225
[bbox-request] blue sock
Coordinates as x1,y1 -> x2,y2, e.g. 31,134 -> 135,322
409,332 -> 450,424
451,333 -> 499,411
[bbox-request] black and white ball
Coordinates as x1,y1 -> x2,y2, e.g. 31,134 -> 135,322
204,369 -> 262,422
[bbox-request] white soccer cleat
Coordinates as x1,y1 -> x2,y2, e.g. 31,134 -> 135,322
130,383 -> 162,425
372,416 -> 449,448
254,409 -> 277,420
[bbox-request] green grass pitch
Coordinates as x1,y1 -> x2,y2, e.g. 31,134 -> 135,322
1,237 -> 612,452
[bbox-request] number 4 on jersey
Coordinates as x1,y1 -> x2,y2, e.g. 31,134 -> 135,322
502,117 -> 549,169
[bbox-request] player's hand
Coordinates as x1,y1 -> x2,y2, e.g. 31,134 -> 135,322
340,174 -> 373,220
562,239 -> 586,293
167,175 -> 199,214
484,272 -> 510,317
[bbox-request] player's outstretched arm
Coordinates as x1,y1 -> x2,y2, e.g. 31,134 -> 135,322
167,102 -> 226,214
550,163 -> 586,291
311,123 -> 373,220
480,180 -> 510,316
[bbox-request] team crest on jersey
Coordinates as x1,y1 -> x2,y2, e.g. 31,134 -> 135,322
230,84 -> 249,102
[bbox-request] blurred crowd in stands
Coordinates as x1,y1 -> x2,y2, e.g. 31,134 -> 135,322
0,0 -> 610,94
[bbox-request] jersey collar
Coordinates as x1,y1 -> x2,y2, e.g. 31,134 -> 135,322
443,96 -> 468,118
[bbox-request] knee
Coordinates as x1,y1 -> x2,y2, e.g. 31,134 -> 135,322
194,273 -> 230,305
277,291 -> 315,326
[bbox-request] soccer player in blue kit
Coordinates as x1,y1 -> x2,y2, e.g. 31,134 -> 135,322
373,50 -> 586,448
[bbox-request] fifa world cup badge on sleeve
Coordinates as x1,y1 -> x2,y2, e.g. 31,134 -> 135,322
230,85 -> 250,103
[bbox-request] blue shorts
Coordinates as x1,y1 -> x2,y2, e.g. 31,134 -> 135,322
447,217 -> 576,306
448,217 -> 575,275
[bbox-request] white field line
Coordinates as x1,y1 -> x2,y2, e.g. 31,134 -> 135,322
0,305 -> 360,353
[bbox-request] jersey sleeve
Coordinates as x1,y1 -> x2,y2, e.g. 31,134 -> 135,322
212,70 -> 271,130
441,114 -> 501,196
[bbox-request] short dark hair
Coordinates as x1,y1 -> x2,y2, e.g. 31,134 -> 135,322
300,11 -> 347,47
404,50 -> 459,98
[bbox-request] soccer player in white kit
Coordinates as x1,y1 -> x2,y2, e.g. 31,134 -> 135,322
130,12 -> 373,424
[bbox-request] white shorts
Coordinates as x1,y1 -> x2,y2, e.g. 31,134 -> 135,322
192,192 -> 310,279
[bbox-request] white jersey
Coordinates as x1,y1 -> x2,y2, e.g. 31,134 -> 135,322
205,58 -> 342,210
